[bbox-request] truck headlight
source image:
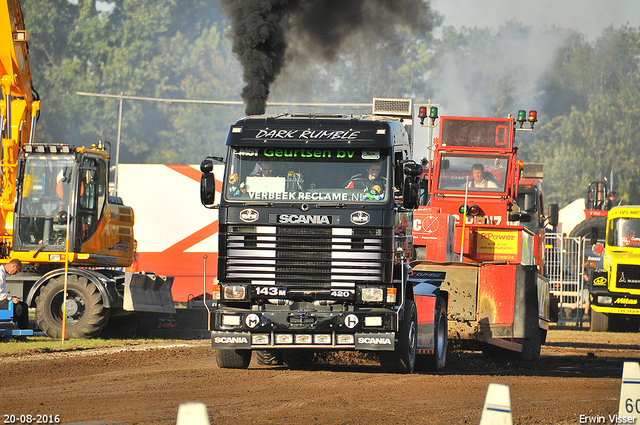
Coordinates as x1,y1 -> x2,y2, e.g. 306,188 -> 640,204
221,315 -> 241,326
337,334 -> 354,344
364,316 -> 383,327
223,285 -> 246,300
597,295 -> 613,305
295,335 -> 312,344
252,334 -> 270,345
314,334 -> 331,344
361,287 -> 384,302
276,334 -> 293,344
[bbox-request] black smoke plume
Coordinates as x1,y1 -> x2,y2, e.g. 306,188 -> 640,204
220,0 -> 436,115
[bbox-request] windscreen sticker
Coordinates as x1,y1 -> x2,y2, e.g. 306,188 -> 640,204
234,147 -> 375,160
263,148 -> 355,159
236,148 -> 259,156
621,236 -> 640,247
243,191 -> 383,202
362,150 -> 380,160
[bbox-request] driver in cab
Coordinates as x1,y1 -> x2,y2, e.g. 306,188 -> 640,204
468,163 -> 497,189
251,162 -> 277,177
345,163 -> 386,198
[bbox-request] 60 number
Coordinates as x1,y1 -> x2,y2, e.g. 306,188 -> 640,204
624,398 -> 640,414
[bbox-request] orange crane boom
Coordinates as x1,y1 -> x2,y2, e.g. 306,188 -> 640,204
0,0 -> 39,240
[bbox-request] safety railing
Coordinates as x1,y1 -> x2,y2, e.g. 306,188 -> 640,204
544,233 -> 594,325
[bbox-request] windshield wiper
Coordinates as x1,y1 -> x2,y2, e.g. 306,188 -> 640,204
33,242 -> 48,259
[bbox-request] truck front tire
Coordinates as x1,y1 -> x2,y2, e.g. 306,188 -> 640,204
35,275 -> 109,339
591,310 -> 640,332
425,297 -> 447,371
215,349 -> 251,369
282,350 -> 314,368
256,349 -> 283,365
590,309 -> 610,332
380,299 -> 417,374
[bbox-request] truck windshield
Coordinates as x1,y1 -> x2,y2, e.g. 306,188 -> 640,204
224,147 -> 390,203
607,218 -> 640,248
436,154 -> 508,192
16,154 -> 75,249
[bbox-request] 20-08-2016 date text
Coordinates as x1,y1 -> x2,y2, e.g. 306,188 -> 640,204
4,415 -> 60,424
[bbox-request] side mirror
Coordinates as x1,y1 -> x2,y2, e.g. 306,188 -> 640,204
524,193 -> 536,212
548,203 -> 559,227
403,177 -> 419,209
403,161 -> 423,177
200,158 -> 216,206
200,159 -> 214,173
201,173 -> 216,206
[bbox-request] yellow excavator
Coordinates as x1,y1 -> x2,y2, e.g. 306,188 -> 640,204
0,0 -> 174,338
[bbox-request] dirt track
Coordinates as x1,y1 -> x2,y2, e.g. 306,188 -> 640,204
1,328 -> 639,425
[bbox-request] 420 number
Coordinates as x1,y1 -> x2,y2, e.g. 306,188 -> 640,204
330,290 -> 354,299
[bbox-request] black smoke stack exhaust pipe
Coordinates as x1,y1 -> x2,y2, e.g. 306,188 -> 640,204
221,0 -> 437,116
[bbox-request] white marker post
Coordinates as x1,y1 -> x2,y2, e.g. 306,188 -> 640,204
177,402 -> 210,425
618,362 -> 640,422
479,383 -> 513,425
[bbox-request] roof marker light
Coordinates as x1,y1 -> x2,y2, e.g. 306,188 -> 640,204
429,106 -> 439,126
418,106 -> 427,125
528,110 -> 538,129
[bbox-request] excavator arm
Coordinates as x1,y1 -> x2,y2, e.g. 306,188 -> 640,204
0,0 -> 39,240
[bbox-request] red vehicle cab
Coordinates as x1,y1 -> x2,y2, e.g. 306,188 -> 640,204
412,113 -> 557,360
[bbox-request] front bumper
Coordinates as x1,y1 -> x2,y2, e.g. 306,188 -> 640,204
590,291 -> 640,315
210,308 -> 398,351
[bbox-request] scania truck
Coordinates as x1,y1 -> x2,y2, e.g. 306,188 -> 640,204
200,99 -> 447,373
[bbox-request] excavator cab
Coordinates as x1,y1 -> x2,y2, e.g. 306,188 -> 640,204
13,148 -> 74,250
12,144 -> 113,260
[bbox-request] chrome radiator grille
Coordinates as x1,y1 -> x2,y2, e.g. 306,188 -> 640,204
224,225 -> 387,288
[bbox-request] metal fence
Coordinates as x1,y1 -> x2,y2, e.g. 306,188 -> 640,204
544,233 -> 600,324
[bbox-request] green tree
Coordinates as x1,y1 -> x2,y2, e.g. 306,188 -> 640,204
527,26 -> 640,206
22,0 -> 239,164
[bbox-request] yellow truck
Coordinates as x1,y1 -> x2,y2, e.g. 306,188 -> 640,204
589,206 -> 640,331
